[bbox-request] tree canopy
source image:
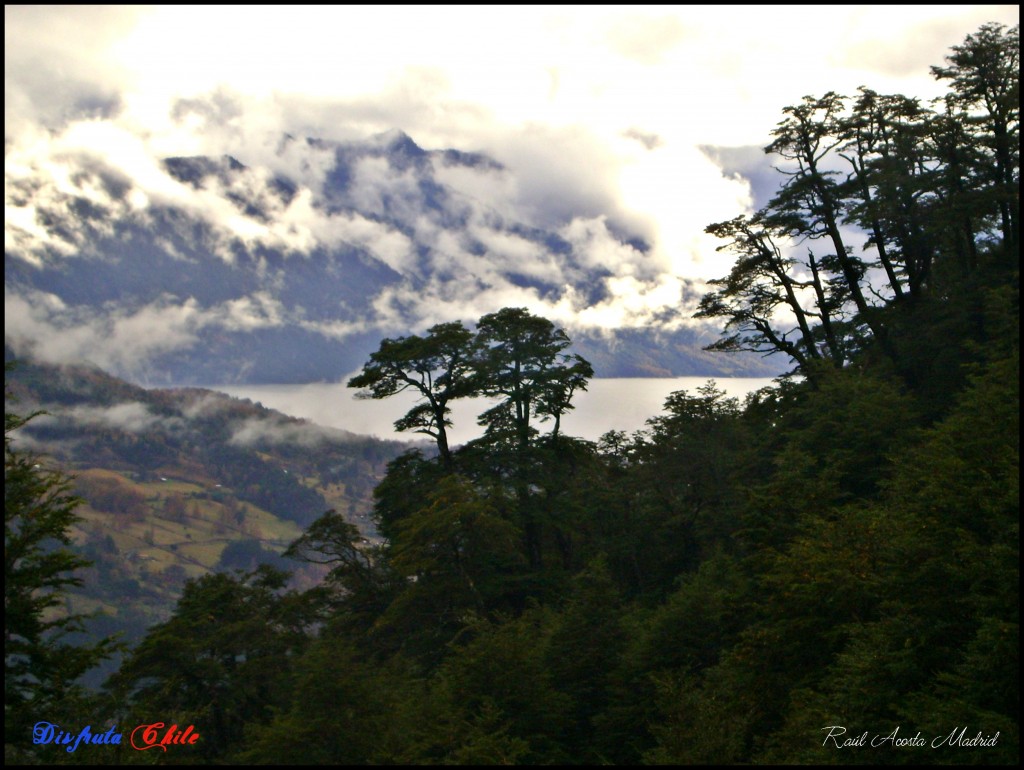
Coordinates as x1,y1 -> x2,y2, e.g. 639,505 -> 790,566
5,392 -> 114,758
697,22 -> 1019,388
9,23 -> 1018,766
349,308 -> 593,457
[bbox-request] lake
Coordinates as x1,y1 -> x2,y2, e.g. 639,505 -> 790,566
210,377 -> 778,445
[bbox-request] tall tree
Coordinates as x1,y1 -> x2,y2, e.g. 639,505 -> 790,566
284,509 -> 393,618
472,308 -> 593,569
107,566 -> 323,763
349,321 -> 475,467
764,93 -> 878,322
358,474 -> 525,664
695,215 -> 846,372
474,308 -> 593,447
837,88 -> 936,297
932,22 -> 1020,263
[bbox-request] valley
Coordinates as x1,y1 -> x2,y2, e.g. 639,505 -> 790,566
5,355 -> 410,682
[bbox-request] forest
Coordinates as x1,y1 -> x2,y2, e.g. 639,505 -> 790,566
5,23 -> 1018,764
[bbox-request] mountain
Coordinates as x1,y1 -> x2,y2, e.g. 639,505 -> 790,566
5,130 -> 780,386
5,355 -> 411,683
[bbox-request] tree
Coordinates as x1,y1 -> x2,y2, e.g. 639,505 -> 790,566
284,508 -> 397,629
764,92 -> 881,332
239,633 -> 416,764
284,509 -> 379,592
349,321 -> 476,467
837,88 -> 936,298
429,609 -> 573,764
695,215 -> 846,372
932,22 -> 1020,263
373,476 -> 524,661
5,400 -> 112,753
474,308 -> 593,447
544,558 -> 627,762
107,566 -> 323,763
699,24 -> 1019,380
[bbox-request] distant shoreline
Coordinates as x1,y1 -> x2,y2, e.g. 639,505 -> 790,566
200,376 -> 780,444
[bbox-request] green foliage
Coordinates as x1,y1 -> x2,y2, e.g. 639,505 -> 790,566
590,382 -> 752,595
696,211 -> 849,371
348,321 -> 476,465
349,308 -> 594,460
107,566 -> 324,763
72,24 -> 1020,765
428,610 -> 573,764
374,475 -> 525,662
474,307 -> 594,445
5,398 -> 114,757
698,23 -> 1019,384
544,558 -> 627,762
239,634 -> 415,764
755,352 -> 1019,764
932,22 -> 1019,264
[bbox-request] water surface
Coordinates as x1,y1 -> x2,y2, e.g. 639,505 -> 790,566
211,377 -> 778,445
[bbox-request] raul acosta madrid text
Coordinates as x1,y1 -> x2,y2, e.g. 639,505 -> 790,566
33,721 -> 200,752
822,725 -> 999,749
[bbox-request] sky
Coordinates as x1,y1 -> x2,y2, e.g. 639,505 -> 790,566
5,5 -> 1020,374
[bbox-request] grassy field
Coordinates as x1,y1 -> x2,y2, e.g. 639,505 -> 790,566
65,467 -> 312,645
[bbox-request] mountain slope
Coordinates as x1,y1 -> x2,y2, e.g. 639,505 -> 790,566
5,355 -> 410,682
5,130 -> 780,385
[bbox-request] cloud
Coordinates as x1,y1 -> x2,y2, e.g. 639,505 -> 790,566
0,100 -> 873,371
623,128 -> 663,151
834,10 -> 1019,79
179,392 -> 234,420
698,144 -> 782,212
3,289 -> 295,377
4,115 -> 421,271
4,6 -> 142,134
604,13 -> 689,65
5,290 -> 205,374
6,5 -> 1018,380
64,402 -> 178,434
480,125 -> 627,230
228,414 -> 359,448
220,292 -> 286,332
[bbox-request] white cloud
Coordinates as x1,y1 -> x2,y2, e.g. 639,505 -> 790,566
6,5 -> 1018,372
603,12 -> 689,65
64,402 -> 173,433
560,216 -> 649,276
3,289 -> 295,376
228,414 -> 359,447
220,292 -> 286,332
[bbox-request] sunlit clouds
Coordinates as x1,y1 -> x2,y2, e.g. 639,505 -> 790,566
5,5 -> 1018,376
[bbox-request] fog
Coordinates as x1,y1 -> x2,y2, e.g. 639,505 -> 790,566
210,377 -> 778,445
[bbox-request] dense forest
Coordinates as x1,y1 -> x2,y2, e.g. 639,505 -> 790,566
5,24 -> 1018,764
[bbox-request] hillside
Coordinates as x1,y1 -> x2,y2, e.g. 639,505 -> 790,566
4,355 -> 410,681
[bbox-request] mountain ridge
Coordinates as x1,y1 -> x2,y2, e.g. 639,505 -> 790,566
5,129 -> 781,386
